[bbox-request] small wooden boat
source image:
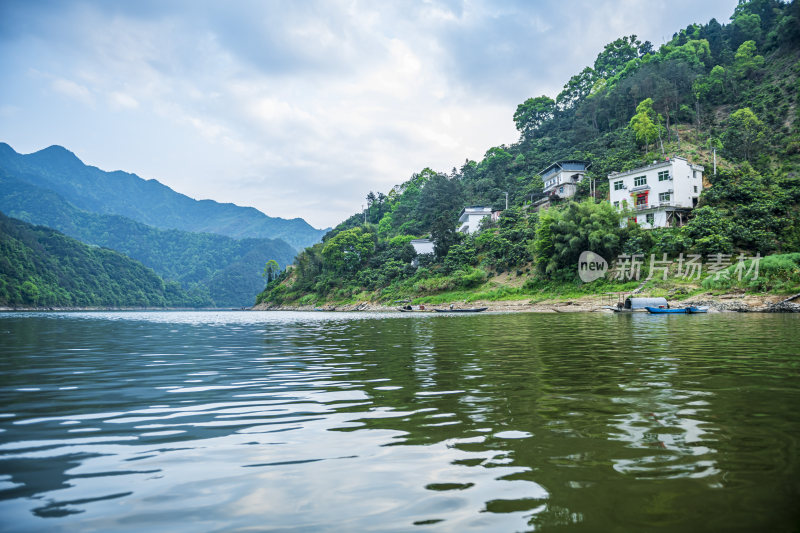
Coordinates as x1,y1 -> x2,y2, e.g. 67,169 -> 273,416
645,306 -> 708,314
434,307 -> 488,313
398,305 -> 429,312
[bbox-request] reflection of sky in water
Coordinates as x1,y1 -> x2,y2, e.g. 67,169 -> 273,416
0,311 -> 798,531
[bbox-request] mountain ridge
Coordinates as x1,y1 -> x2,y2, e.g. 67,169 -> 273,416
0,171 -> 297,307
0,210 -> 205,308
0,142 -> 327,250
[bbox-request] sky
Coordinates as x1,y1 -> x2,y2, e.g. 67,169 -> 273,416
0,0 -> 739,229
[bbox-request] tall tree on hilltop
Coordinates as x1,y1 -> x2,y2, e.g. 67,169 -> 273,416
513,96 -> 556,140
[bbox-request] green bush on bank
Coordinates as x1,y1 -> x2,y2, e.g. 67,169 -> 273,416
701,253 -> 800,293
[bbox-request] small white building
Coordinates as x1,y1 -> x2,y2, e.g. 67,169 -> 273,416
457,206 -> 492,234
608,156 -> 704,228
541,160 -> 591,199
410,238 -> 434,256
410,238 -> 435,267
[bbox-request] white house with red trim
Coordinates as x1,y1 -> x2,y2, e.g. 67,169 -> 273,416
608,156 -> 704,228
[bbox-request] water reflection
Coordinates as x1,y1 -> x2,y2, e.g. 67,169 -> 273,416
0,311 -> 798,531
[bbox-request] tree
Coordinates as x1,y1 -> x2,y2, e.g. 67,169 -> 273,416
430,215 -> 460,259
534,200 -> 622,279
628,98 -> 662,153
513,96 -> 556,139
557,67 -> 596,110
593,36 -> 642,79
263,259 -> 280,285
723,107 -> 766,162
732,40 -> 765,79
321,227 -> 376,274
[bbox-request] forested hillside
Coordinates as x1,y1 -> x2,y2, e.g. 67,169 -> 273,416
0,212 -> 202,308
0,173 -> 296,307
259,0 -> 800,306
0,143 -> 327,250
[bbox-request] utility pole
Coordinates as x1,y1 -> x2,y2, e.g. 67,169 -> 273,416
504,191 -> 508,210
713,146 -> 717,176
362,204 -> 366,225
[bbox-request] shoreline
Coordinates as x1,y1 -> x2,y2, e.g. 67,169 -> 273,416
251,292 -> 800,313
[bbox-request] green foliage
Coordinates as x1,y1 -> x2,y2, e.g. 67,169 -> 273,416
0,212 -> 202,308
514,96 -> 556,139
534,200 -> 622,280
0,173 -> 297,307
723,107 -> 767,162
701,253 -> 800,292
322,227 -> 376,273
629,98 -> 663,151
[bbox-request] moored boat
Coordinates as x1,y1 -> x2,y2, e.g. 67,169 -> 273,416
645,306 -> 708,314
433,307 -> 488,313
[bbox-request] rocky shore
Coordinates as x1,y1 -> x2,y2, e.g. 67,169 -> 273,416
251,292 -> 800,313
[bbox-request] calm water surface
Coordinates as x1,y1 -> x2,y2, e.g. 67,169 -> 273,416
0,310 -> 798,532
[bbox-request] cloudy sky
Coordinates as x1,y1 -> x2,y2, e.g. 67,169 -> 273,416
0,0 -> 738,229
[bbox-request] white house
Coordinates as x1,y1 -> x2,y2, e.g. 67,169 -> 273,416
541,160 -> 591,199
410,238 -> 434,256
410,238 -> 435,267
608,156 -> 704,228
457,206 -> 492,234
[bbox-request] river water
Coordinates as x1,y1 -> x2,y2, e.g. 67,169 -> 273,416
0,310 -> 798,532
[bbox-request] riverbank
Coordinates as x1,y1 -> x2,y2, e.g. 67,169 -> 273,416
0,306 -> 239,312
252,291 -> 800,313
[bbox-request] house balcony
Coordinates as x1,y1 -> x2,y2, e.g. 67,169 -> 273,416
629,184 -> 650,192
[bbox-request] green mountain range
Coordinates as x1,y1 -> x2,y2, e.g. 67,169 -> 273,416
0,211 -> 202,308
0,143 -> 326,250
0,172 -> 297,307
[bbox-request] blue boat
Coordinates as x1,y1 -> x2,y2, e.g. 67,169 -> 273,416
645,306 -> 708,314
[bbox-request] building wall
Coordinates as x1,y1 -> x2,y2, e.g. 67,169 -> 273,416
608,157 -> 703,228
410,239 -> 435,255
543,170 -> 585,196
458,207 -> 492,234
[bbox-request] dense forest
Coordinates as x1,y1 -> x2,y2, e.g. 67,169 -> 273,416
259,0 -> 800,306
0,211 -> 201,308
0,173 -> 296,307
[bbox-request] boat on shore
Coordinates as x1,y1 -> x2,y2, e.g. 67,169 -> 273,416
398,305 -> 430,312
645,306 -> 708,314
434,307 -> 488,313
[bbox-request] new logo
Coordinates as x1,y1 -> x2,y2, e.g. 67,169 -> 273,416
578,251 -> 608,282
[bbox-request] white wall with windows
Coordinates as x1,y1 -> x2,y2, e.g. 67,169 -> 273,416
607,156 -> 704,228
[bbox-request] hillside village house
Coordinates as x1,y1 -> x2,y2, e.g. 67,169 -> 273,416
531,160 -> 591,210
457,206 -> 493,234
608,156 -> 704,228
410,238 -> 434,267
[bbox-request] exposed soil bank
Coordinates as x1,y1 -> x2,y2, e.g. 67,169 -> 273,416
251,292 -> 800,313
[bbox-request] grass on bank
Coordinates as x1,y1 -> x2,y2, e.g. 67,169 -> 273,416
261,253 -> 800,308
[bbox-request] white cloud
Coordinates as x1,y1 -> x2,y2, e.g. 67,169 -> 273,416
51,78 -> 93,105
109,92 -> 139,109
0,0 -> 739,229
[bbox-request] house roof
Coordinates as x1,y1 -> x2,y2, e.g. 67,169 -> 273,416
539,160 -> 591,178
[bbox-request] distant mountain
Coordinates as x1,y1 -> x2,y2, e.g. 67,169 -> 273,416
0,143 -> 327,250
0,172 -> 297,307
0,211 -> 205,308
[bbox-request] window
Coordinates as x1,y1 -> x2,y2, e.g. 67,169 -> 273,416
658,192 -> 670,203
559,186 -> 564,193
613,201 -> 620,208
694,186 -> 698,193
658,170 -> 670,181
634,175 -> 647,187
635,194 -> 647,207
646,213 -> 654,225
614,180 -> 624,190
